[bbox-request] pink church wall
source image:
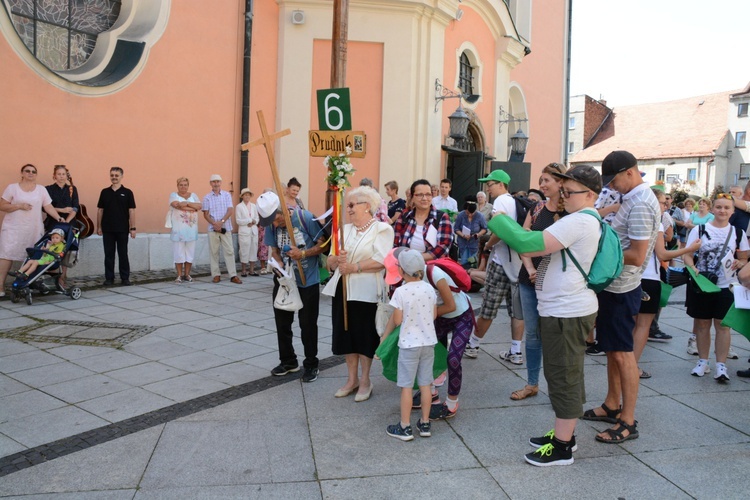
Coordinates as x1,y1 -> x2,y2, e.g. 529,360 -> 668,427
308,40 -> 384,217
0,0 -> 247,232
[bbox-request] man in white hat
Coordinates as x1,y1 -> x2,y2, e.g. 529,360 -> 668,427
258,191 -> 328,382
202,174 -> 241,284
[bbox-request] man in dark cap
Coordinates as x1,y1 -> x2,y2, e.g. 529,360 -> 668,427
581,151 -> 660,444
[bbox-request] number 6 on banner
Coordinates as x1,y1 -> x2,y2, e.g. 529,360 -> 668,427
317,88 -> 352,131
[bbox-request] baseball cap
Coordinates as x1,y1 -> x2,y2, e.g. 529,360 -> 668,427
551,165 -> 603,194
257,192 -> 280,227
384,248 -> 401,285
209,174 -> 222,182
478,169 -> 511,185
50,228 -> 65,237
395,247 -> 425,278
601,150 -> 637,186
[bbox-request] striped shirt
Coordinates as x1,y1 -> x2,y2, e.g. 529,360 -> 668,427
606,182 -> 660,294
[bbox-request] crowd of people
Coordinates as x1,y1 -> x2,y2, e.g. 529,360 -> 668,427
1,153 -> 749,466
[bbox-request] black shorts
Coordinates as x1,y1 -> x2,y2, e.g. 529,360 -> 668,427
686,286 -> 734,320
638,279 -> 662,315
595,287 -> 641,352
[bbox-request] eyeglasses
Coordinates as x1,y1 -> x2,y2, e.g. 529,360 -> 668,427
485,182 -> 497,188
346,201 -> 368,209
560,189 -> 589,199
716,193 -> 733,200
413,193 -> 432,199
23,169 -> 37,174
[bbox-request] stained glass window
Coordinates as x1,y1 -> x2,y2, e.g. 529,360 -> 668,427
5,0 -> 121,72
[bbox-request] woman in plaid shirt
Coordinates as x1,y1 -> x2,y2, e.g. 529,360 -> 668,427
392,179 -> 453,261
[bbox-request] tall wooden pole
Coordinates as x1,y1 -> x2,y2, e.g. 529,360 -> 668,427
331,0 -> 350,329
331,0 -> 348,88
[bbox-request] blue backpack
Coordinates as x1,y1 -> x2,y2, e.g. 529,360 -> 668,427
561,209 -> 624,293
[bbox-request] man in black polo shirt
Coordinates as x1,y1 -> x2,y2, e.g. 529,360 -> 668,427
96,167 -> 136,286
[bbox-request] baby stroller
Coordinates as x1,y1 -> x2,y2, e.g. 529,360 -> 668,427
9,221 -> 83,305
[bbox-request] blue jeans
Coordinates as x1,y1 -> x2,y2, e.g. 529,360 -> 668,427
519,283 -> 542,386
458,246 -> 476,266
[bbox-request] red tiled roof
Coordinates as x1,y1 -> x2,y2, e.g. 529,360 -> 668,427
571,91 -> 735,163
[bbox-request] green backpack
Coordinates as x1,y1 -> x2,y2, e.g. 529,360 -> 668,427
562,209 -> 624,293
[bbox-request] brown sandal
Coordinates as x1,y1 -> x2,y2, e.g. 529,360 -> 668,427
510,385 -> 539,400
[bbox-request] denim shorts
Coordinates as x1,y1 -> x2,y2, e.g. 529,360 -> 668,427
397,345 -> 435,388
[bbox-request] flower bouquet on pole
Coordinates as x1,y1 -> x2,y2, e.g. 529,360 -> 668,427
325,146 -> 355,328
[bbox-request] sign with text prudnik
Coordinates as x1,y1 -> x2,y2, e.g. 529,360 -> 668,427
309,130 -> 366,158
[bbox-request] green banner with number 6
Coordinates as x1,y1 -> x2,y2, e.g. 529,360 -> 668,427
317,88 -> 352,131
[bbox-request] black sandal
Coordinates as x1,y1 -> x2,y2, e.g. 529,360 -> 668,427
581,403 -> 622,423
595,419 -> 639,444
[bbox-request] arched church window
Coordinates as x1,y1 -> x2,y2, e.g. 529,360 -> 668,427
458,52 -> 473,96
1,0 -> 170,91
5,0 -> 121,71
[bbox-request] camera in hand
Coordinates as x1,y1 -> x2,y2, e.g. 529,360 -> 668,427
220,228 -> 226,234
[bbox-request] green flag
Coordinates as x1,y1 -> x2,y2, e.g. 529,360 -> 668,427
721,304 -> 750,342
375,326 -> 448,389
659,282 -> 673,308
686,267 -> 721,293
487,214 -> 545,254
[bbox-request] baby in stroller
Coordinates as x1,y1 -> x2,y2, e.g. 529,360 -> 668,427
9,223 -> 82,304
11,228 -> 65,280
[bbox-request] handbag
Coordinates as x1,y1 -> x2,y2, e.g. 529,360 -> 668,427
165,208 -> 173,229
274,263 -> 304,311
375,277 -> 394,335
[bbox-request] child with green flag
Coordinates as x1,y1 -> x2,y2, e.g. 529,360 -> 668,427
488,165 -> 602,466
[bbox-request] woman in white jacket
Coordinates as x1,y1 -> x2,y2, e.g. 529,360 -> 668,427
236,188 -> 259,276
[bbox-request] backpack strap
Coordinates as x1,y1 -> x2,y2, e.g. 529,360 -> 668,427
561,209 -> 601,281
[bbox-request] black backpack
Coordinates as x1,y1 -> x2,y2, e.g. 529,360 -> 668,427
514,196 -> 537,226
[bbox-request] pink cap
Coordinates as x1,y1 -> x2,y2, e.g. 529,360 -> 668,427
384,248 -> 402,285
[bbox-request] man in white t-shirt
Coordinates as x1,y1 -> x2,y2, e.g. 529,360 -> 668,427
465,169 -> 525,361
433,178 -> 458,213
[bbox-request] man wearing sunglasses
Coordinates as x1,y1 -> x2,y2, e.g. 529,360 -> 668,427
581,151 -> 660,445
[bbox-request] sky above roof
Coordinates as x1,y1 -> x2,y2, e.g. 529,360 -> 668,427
570,0 -> 749,107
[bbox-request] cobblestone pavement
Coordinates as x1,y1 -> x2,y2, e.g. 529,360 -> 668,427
0,273 -> 748,498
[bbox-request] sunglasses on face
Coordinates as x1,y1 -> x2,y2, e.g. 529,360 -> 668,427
23,169 -> 37,174
347,201 -> 368,209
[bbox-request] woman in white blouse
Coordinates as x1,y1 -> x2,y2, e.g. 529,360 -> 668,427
236,188 -> 260,277
324,186 -> 394,402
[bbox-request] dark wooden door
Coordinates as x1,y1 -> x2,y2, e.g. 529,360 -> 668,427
446,150 -> 485,208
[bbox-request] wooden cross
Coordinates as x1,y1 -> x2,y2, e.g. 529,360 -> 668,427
241,110 -> 305,285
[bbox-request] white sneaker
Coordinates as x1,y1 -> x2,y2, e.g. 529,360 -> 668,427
687,336 -> 698,355
727,347 -> 739,360
500,349 -> 524,365
691,361 -> 710,377
464,346 -> 479,359
714,364 -> 730,382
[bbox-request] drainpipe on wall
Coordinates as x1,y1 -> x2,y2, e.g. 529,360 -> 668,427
563,0 -> 573,165
240,0 -> 253,191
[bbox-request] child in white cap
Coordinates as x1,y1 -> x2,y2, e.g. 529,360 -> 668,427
381,247 -> 437,441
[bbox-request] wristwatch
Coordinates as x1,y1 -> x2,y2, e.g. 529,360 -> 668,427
130,227 -> 136,231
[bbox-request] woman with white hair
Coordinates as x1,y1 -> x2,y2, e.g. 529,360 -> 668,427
477,191 -> 493,222
324,186 -> 394,402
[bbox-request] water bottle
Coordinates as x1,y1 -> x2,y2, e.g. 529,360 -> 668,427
293,227 -> 306,248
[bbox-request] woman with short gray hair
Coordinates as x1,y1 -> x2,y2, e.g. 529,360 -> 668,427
324,185 -> 394,402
